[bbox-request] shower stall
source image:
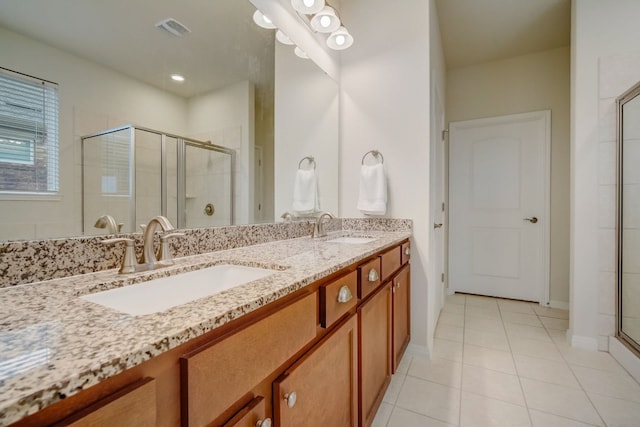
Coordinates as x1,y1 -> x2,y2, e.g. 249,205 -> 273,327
82,125 -> 235,235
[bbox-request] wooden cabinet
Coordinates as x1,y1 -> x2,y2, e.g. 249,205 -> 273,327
392,264 -> 411,372
379,246 -> 401,283
274,315 -> 358,427
320,270 -> 358,328
52,378 -> 156,427
401,242 -> 411,265
180,293 -> 317,427
358,284 -> 392,427
357,257 -> 381,300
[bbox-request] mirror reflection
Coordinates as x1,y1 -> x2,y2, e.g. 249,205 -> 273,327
0,0 -> 339,242
618,81 -> 640,354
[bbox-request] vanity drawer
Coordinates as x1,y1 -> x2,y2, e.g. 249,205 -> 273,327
320,270 -> 357,328
358,257 -> 382,300
380,246 -> 401,282
401,242 -> 411,265
180,293 -> 316,427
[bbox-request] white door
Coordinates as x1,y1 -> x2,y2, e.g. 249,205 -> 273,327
449,111 -> 550,302
431,88 -> 446,293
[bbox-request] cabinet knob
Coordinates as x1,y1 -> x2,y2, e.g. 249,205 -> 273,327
368,268 -> 379,282
404,247 -> 411,256
397,281 -> 401,289
284,391 -> 297,408
337,285 -> 353,303
256,418 -> 272,427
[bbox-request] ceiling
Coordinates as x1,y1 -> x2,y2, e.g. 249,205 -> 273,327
0,0 -> 275,98
435,0 -> 571,69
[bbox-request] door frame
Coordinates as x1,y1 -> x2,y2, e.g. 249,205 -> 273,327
447,110 -> 551,304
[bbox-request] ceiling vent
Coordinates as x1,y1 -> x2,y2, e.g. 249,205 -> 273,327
155,18 -> 192,37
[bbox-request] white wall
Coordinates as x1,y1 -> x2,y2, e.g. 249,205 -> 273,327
273,42 -> 339,218
447,47 -> 571,306
0,26 -> 187,240
340,0 -> 433,354
187,81 -> 255,224
571,0 -> 640,353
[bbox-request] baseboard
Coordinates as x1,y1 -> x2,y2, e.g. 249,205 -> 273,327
568,331 -> 599,350
406,343 -> 430,358
609,336 -> 640,384
548,300 -> 570,310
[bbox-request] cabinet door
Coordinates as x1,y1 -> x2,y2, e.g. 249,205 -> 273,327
274,315 -> 358,427
223,396 -> 271,427
358,284 -> 392,427
52,378 -> 156,427
392,264 -> 411,372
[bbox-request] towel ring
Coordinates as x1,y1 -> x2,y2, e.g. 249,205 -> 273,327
361,150 -> 384,165
298,156 -> 316,170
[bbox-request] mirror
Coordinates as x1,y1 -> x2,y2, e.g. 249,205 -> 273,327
617,80 -> 640,355
0,0 -> 339,242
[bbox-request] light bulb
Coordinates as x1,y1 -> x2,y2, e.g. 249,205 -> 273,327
171,74 -> 185,82
320,15 -> 331,28
263,15 -> 272,24
335,35 -> 346,46
303,0 -> 315,6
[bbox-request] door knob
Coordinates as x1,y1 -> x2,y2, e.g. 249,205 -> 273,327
434,223 -> 443,229
523,217 -> 538,224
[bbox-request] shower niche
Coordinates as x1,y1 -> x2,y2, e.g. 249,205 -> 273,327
82,125 -> 235,235
617,82 -> 640,356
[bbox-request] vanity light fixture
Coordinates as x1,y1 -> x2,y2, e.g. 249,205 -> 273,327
276,30 -> 295,45
294,47 -> 309,59
170,74 -> 185,82
253,10 -> 276,29
291,0 -> 325,15
309,6 -> 341,33
327,26 -> 353,50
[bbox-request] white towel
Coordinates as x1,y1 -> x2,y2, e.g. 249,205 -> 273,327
357,163 -> 387,215
292,168 -> 319,215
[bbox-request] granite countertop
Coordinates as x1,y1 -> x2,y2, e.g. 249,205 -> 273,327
0,229 -> 411,425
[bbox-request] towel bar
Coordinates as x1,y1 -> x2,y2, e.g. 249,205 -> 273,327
361,150 -> 384,165
298,156 -> 316,170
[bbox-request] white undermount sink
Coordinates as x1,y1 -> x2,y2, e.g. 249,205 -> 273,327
81,264 -> 277,316
327,236 -> 377,244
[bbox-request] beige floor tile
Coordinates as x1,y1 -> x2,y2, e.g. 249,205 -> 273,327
372,402 -> 394,427
435,323 -> 464,342
396,353 -> 413,374
433,338 -> 463,362
559,346 -> 626,373
466,305 -> 502,320
540,316 -> 570,330
396,376 -> 461,425
572,365 -> 640,403
498,299 -> 537,314
505,323 -> 552,343
438,311 -> 465,327
466,294 -> 499,309
464,328 -> 510,352
529,409 -> 596,427
442,302 -> 465,314
513,354 -> 581,388
446,293 -> 466,305
533,305 -> 569,319
383,373 -> 406,404
408,357 -> 463,389
588,392 -> 640,427
509,337 -> 564,361
461,364 -> 525,406
548,328 -> 570,348
502,311 -> 543,327
460,391 -> 530,427
463,344 -> 517,375
520,378 -> 604,426
465,315 -> 505,333
387,407 -> 456,427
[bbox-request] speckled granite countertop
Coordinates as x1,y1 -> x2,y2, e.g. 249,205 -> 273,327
0,229 -> 411,425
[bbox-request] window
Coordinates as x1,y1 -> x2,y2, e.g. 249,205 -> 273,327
0,67 -> 59,193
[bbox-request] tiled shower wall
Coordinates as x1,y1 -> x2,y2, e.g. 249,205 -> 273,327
597,55 -> 640,351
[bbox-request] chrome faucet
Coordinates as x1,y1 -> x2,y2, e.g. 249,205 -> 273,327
312,212 -> 336,238
102,216 -> 184,274
280,211 -> 293,222
94,214 -> 123,234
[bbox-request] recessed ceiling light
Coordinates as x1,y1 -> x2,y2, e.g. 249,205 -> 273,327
171,74 -> 185,82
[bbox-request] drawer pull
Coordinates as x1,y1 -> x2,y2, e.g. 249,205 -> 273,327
284,391 -> 297,408
404,247 -> 410,256
368,268 -> 379,282
397,281 -> 401,288
337,285 -> 353,303
256,418 -> 272,427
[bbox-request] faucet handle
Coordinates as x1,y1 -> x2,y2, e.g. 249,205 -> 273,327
101,238 -> 137,274
158,232 -> 186,263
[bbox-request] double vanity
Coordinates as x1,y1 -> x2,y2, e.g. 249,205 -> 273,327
0,219 -> 411,427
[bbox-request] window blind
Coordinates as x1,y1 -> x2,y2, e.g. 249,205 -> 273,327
0,67 -> 59,193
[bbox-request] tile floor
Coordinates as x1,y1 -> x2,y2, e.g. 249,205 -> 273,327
372,293 -> 640,427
